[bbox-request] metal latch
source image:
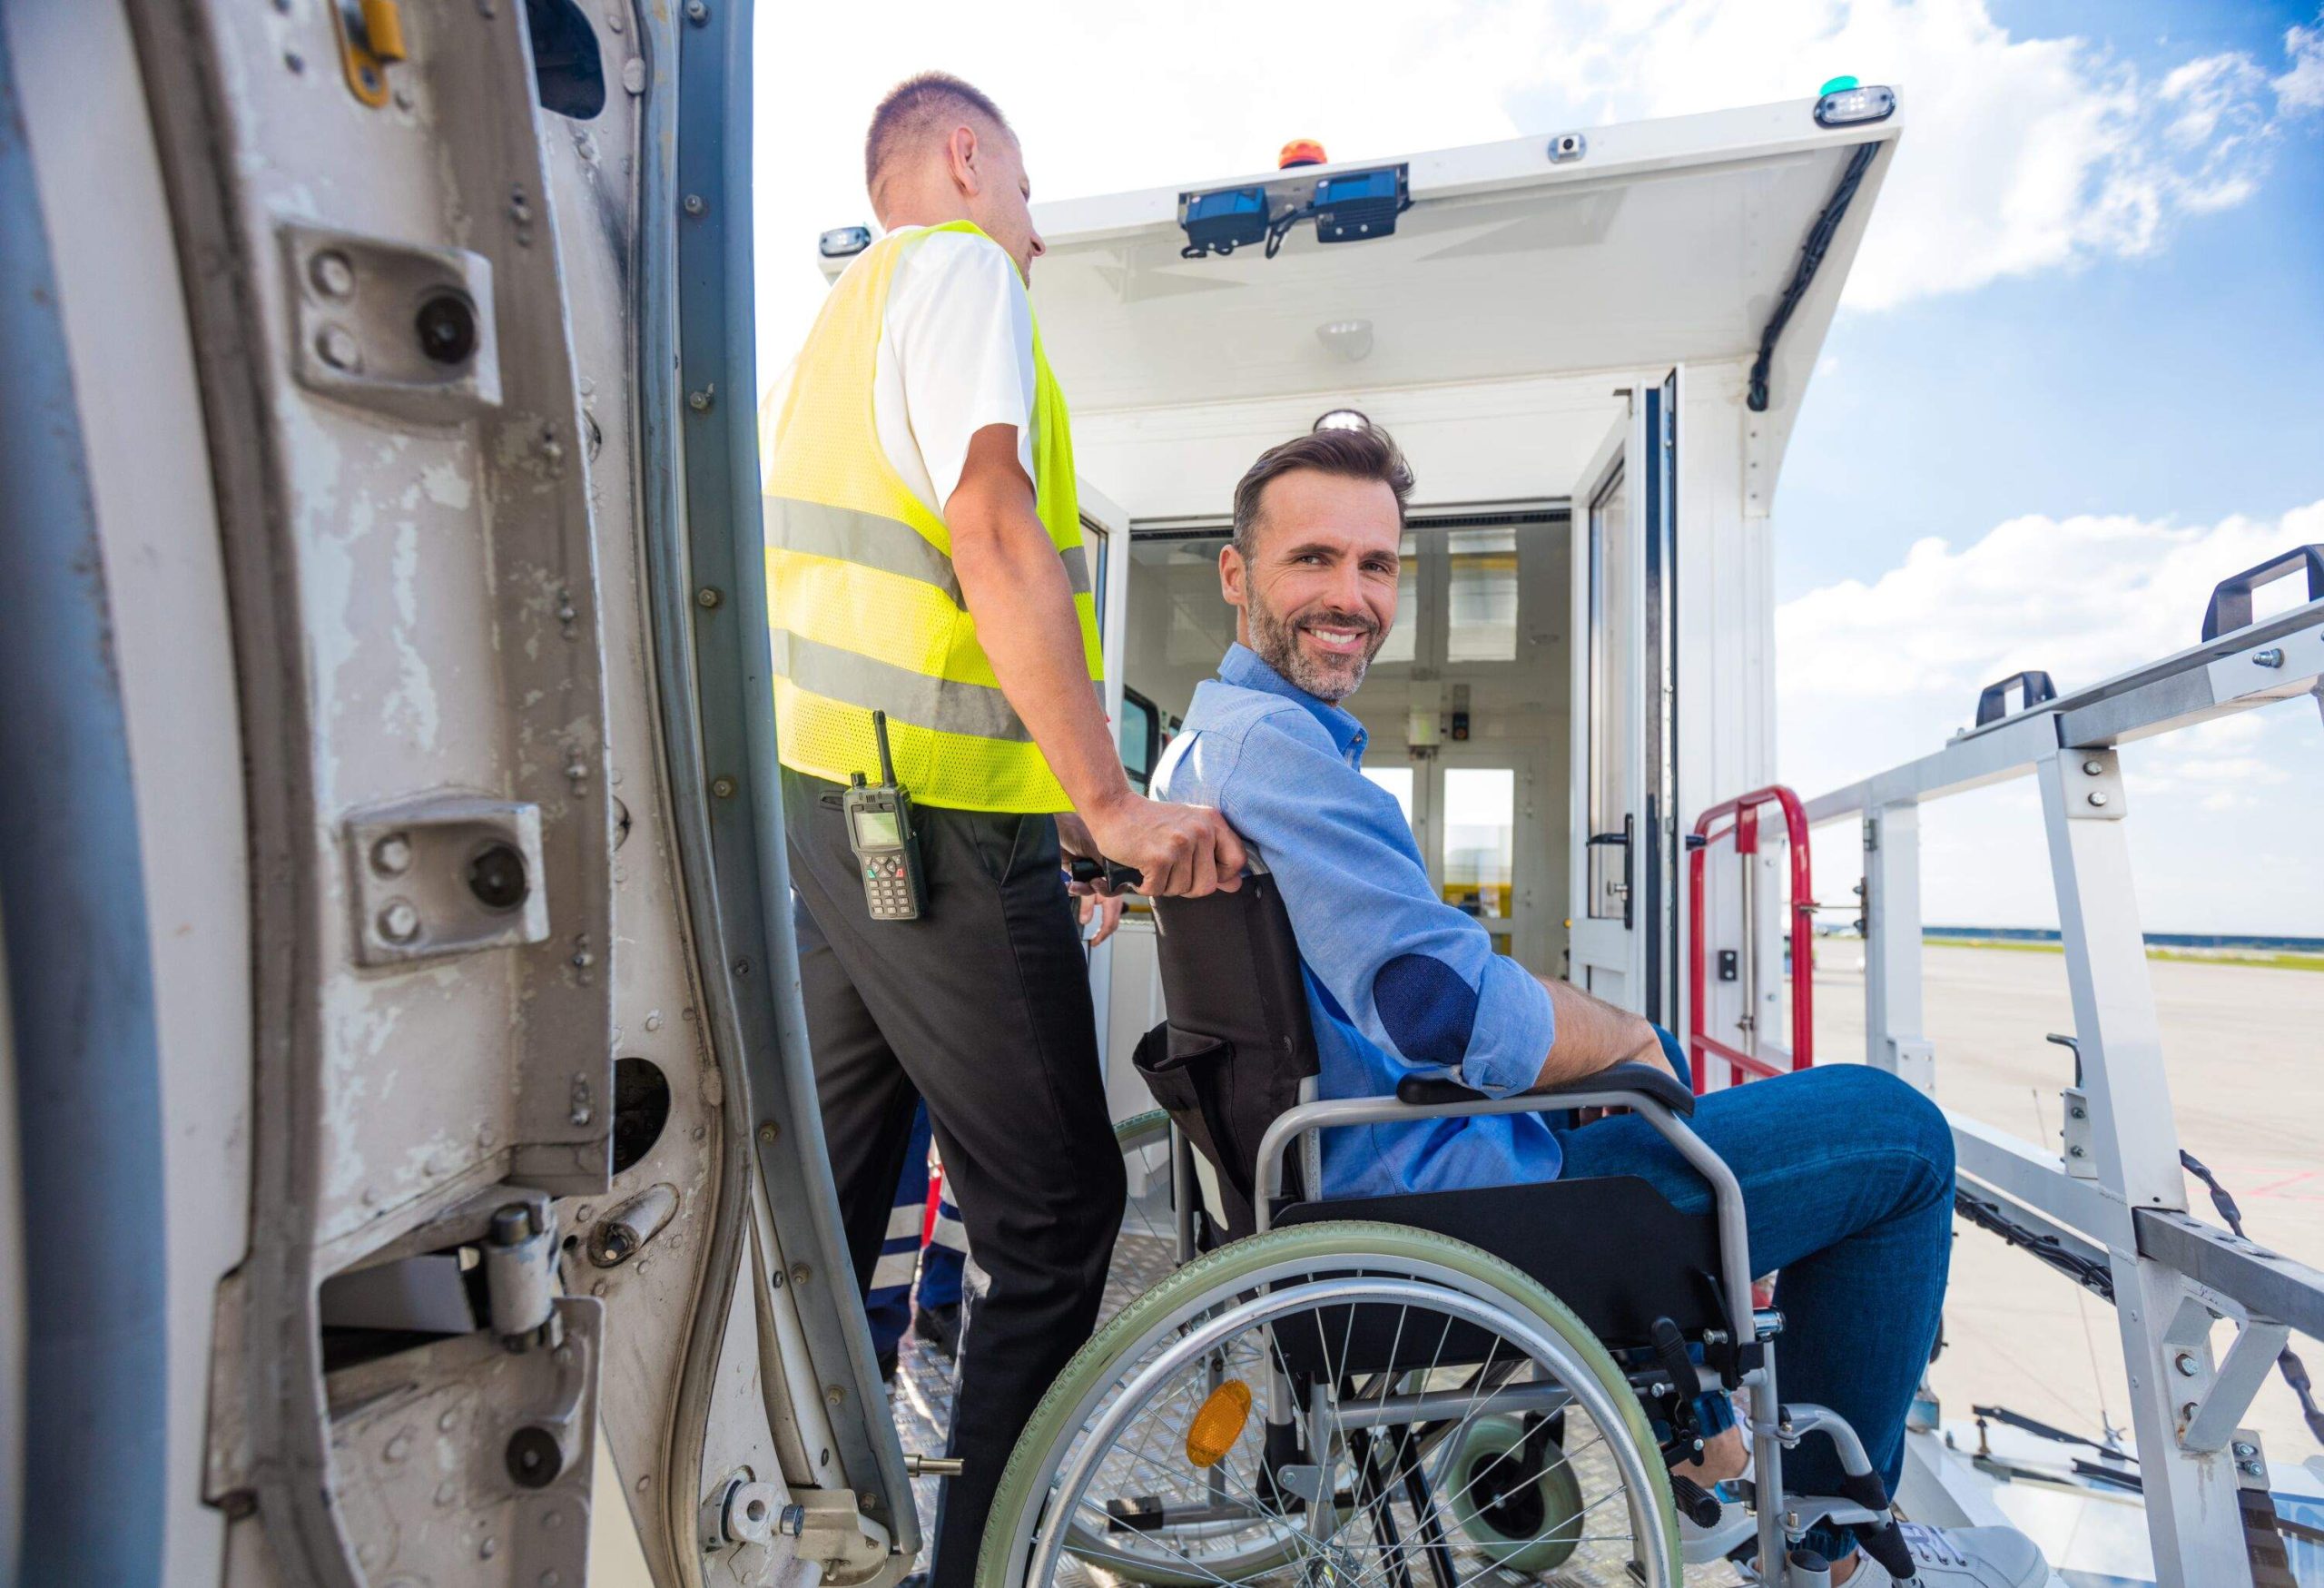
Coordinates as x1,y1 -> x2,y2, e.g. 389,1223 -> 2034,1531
699,1469 -> 784,1553
342,794 -> 543,966
330,0 -> 409,107
484,1201 -> 560,1350
769,1489 -> 891,1583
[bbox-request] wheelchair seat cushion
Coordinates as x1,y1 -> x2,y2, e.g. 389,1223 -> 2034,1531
1273,1173 -> 1726,1357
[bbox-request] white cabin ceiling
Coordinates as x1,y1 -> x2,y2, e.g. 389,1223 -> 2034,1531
1024,102 -> 1895,429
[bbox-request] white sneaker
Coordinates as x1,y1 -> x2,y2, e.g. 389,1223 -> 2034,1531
1839,1521 -> 2048,1587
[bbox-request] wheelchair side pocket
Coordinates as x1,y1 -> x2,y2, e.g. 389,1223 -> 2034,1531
1131,1022 -> 1235,1179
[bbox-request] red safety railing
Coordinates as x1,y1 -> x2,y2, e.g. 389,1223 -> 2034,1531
1687,784 -> 1816,1093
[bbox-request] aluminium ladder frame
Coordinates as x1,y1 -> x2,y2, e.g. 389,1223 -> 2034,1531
1800,567 -> 2324,1588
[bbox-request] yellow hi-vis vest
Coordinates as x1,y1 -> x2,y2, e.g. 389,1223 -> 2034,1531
759,221 -> 1100,813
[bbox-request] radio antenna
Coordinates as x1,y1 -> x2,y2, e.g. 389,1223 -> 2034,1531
872,710 -> 898,786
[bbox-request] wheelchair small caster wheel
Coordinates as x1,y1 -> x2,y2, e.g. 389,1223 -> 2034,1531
1448,1413 -> 1584,1573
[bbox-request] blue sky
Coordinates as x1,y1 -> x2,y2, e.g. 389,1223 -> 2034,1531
754,0 -> 2324,933
1764,1 -> 2324,933
1780,2 -> 2324,593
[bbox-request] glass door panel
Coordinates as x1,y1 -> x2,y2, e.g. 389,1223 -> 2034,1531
1442,766 -> 1516,956
1568,384 -> 1662,1011
1371,531 -> 1421,667
1585,466 -> 1635,922
1445,528 -> 1520,664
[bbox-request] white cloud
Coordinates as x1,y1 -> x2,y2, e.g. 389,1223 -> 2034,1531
1506,0 -> 2303,309
1777,499 -> 2324,932
2278,15 -> 2324,113
1775,501 -> 2322,717
753,0 -> 2315,371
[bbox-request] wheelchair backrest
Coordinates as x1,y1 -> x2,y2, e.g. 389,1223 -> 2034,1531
1133,874 -> 1319,1238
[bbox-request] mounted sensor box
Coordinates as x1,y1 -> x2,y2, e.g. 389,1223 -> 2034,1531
1177,186 -> 1269,258
1313,166 -> 1408,243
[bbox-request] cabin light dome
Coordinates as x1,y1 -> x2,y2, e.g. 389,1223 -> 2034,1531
1313,409 -> 1371,433
1315,319 -> 1374,362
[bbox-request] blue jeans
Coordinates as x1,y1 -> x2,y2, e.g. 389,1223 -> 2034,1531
1552,1039 -> 1955,1562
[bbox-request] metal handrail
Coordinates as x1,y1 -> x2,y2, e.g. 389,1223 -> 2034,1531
1792,573 -> 2324,1585
1687,784 -> 1817,1091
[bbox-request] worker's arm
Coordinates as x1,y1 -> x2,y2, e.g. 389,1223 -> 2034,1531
947,424 -> 1245,897
1530,976 -> 1675,1090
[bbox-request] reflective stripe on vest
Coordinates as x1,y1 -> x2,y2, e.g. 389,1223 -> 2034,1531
760,220 -> 1100,813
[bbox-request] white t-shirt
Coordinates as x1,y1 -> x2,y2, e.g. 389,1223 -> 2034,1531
772,226 -> 1039,519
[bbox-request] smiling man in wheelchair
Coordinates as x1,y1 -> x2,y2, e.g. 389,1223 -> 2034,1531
1041,424 -> 2043,1588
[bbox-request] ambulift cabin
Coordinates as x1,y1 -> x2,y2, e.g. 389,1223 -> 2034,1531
828,75 -> 1920,1546
881,94 -> 1905,1121
970,95 -> 2324,1588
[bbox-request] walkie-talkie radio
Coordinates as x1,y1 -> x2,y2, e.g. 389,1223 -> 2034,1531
845,711 -> 925,921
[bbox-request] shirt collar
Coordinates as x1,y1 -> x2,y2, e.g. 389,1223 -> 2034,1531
1217,643 -> 1368,764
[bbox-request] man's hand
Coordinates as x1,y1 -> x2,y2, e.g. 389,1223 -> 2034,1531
1056,811 -> 1127,943
1081,792 -> 1246,899
1570,1018 -> 1681,1123
1532,977 -> 1675,1092
1620,1020 -> 1681,1082
1074,889 -> 1126,945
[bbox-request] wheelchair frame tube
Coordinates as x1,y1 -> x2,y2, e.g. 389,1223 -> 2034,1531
1331,1378 -> 1574,1432
1253,1091 -> 1758,1349
1169,1121 -> 1197,1267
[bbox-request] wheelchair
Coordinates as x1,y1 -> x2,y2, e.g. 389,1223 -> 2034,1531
977,874 -> 1918,1588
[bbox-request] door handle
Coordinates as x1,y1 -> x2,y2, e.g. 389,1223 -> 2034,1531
1586,815 -> 1636,930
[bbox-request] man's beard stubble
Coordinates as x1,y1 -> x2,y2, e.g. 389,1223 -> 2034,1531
1247,589 -> 1384,705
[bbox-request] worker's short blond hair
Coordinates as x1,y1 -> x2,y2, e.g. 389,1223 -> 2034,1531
864,72 -> 1012,209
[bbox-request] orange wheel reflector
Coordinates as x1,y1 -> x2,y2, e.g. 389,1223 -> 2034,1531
1278,139 -> 1328,169
1185,1379 -> 1253,1469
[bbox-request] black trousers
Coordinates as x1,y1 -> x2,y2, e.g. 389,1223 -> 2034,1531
784,771 -> 1125,1584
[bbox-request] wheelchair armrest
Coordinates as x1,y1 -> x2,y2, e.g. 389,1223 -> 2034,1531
1394,1059 -> 1696,1119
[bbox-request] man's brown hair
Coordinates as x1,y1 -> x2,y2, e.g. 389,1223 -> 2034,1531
864,72 -> 1012,210
1230,423 -> 1416,559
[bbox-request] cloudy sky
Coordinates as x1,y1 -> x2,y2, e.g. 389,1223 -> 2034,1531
753,0 -> 2324,935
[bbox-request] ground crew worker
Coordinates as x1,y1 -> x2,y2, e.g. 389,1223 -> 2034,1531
760,71 -> 1246,1583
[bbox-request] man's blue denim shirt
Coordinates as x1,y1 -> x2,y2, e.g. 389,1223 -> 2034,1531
1154,643 -> 1562,1198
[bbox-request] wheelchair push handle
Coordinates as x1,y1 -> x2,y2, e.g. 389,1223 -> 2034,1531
1067,855 -> 1145,894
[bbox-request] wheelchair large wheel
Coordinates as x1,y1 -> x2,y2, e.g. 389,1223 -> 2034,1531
978,1221 -> 1679,1588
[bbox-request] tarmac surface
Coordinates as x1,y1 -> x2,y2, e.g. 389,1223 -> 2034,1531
1811,942 -> 2324,1467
